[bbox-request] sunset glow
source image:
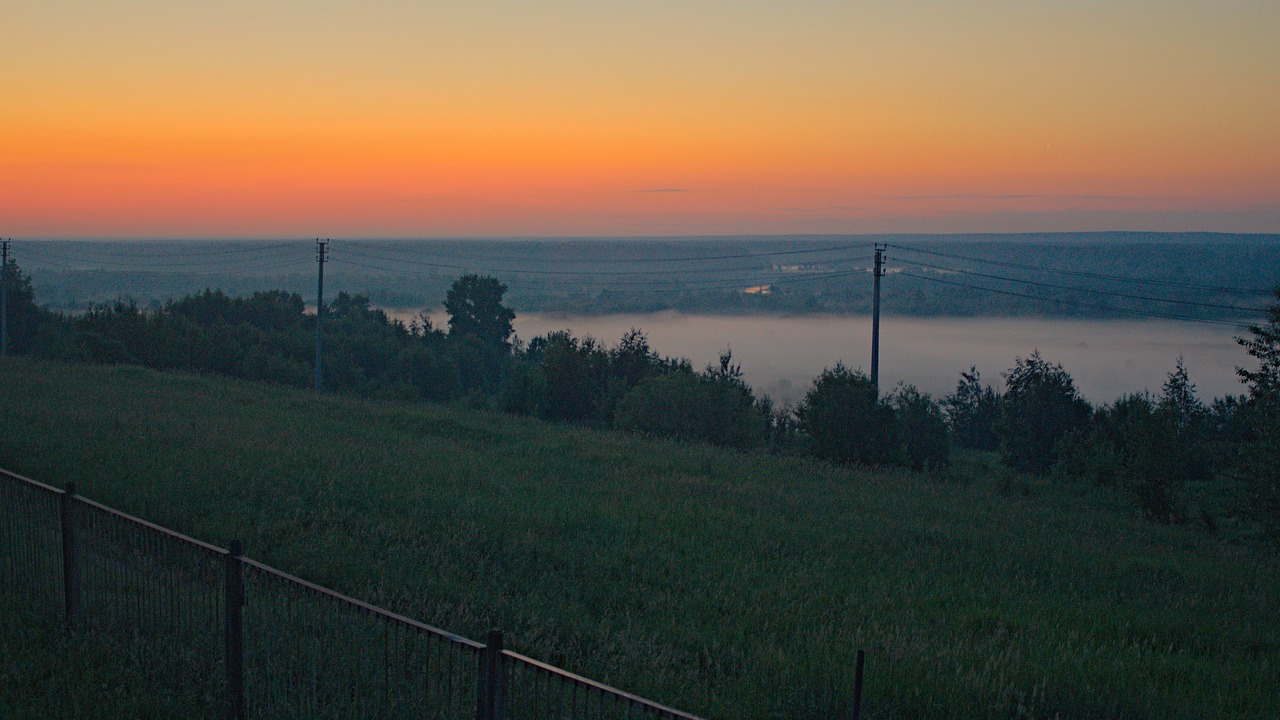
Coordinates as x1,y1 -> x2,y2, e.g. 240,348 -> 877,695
3,1 -> 1278,237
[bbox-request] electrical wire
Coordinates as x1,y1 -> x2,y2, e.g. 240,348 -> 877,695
338,243 -> 864,279
897,270 -> 1249,328
887,243 -> 1272,297
330,255 -> 867,293
343,239 -> 875,266
899,259 -> 1266,314
8,239 -> 1272,327
21,243 -> 312,272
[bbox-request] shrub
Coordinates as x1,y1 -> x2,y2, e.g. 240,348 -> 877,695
389,345 -> 463,402
1053,393 -> 1189,521
996,351 -> 1091,474
942,367 -> 1000,451
794,364 -> 899,466
1236,286 -> 1280,536
891,384 -> 950,471
536,331 -> 605,423
614,353 -> 764,450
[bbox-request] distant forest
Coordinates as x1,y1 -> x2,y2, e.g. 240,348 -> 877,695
16,232 -> 1280,322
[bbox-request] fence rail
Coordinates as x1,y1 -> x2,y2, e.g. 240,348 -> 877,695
0,467 -> 710,720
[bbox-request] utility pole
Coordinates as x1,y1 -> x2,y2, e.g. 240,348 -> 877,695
1,239 -> 10,358
314,239 -> 328,391
871,243 -> 885,393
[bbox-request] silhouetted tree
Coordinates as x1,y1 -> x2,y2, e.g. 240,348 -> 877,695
1156,358 -> 1211,482
444,275 -> 515,351
1,260 -> 52,355
1158,357 -> 1207,437
996,351 -> 1091,474
537,331 -> 603,422
389,345 -> 463,402
891,384 -> 950,471
942,367 -> 1000,450
610,328 -> 658,388
795,364 -> 899,466
614,359 -> 764,450
1235,287 -> 1280,536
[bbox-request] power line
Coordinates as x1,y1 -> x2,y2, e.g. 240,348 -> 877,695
21,244 -> 312,272
344,239 -> 875,267
887,243 -> 1272,297
338,244 -> 864,279
23,240 -> 309,260
330,254 -> 870,293
897,270 -> 1248,328
900,259 -> 1266,314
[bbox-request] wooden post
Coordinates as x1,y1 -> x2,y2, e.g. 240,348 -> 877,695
60,482 -> 80,629
224,540 -> 245,720
851,649 -> 866,720
477,628 -> 504,720
871,245 -> 885,393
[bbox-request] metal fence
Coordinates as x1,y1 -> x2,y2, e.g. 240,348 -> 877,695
0,467 -> 709,720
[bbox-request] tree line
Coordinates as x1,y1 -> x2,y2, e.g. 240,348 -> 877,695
4,262 -> 1279,536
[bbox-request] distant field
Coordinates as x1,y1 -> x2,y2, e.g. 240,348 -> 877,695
1,359 -> 1277,719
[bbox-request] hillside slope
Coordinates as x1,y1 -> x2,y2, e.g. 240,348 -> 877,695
1,359 -> 1276,719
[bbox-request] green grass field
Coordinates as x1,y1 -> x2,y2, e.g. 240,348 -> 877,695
1,358 -> 1276,719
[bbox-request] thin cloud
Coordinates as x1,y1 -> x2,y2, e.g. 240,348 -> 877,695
894,193 -> 1140,201
637,187 -> 687,193
776,205 -> 864,212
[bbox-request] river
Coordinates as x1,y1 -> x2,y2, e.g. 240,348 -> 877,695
401,311 -> 1252,406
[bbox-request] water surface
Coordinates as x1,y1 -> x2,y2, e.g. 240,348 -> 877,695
409,311 -> 1250,406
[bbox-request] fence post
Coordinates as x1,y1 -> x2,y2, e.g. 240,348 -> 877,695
224,539 -> 245,720
59,482 -> 80,629
477,628 -> 505,720
851,649 -> 866,720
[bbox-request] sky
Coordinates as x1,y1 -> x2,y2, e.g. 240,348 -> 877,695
3,1 -> 1279,238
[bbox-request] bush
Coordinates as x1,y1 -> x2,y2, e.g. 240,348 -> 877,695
891,384 -> 950,471
1125,410 -> 1188,522
389,345 -> 463,402
1052,427 -> 1125,487
1053,393 -> 1190,521
794,364 -> 899,466
536,331 -> 605,423
996,351 -> 1091,474
498,357 -> 545,416
1236,286 -> 1280,537
615,353 -> 765,450
942,367 -> 1000,451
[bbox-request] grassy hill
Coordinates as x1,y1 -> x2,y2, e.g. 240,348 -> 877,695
1,358 -> 1276,719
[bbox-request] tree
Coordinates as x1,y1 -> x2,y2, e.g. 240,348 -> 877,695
1156,357 -> 1211,482
1238,287 -> 1280,402
942,367 -> 1000,450
444,275 -> 516,388
610,328 -> 658,388
1051,391 -> 1187,520
389,345 -> 462,402
1,260 -> 50,355
996,351 -> 1091,474
444,275 -> 515,351
1125,408 -> 1188,522
1158,357 -> 1207,438
614,367 -> 764,450
536,331 -> 603,423
794,364 -> 899,466
1235,286 -> 1280,536
891,384 -> 951,471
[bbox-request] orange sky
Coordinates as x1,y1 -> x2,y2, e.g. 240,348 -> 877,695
3,1 -> 1278,237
